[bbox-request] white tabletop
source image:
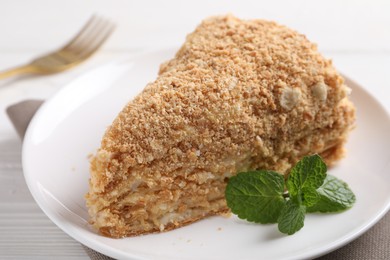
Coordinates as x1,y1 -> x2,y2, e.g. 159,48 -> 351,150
1,0 -> 389,259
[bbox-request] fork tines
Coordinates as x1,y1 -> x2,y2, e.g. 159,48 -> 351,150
63,15 -> 115,58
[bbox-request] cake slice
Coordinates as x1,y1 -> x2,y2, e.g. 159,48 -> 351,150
86,15 -> 355,238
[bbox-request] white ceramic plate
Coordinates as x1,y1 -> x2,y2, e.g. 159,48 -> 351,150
23,49 -> 390,260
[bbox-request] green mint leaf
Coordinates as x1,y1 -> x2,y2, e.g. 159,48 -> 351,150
307,175 -> 356,213
287,154 -> 327,197
302,187 -> 320,207
277,200 -> 306,235
225,170 -> 286,224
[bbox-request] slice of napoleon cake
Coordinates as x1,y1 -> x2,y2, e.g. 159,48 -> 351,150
86,15 -> 355,238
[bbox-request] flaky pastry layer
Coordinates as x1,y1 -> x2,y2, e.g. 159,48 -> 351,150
86,15 -> 355,238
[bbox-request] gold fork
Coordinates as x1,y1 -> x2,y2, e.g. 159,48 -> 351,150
0,15 -> 115,79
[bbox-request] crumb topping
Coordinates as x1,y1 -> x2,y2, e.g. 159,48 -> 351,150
99,15 -> 348,186
86,14 -> 355,238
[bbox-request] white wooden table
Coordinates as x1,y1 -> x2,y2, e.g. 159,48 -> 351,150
1,1 -> 389,259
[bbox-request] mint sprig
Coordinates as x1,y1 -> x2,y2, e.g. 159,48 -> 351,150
287,154 -> 327,197
277,200 -> 306,235
225,171 -> 285,223
306,175 -> 356,213
225,154 -> 356,235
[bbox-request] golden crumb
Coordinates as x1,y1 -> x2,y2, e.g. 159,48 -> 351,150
86,14 -> 355,238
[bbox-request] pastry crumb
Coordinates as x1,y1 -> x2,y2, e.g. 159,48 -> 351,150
312,82 -> 328,101
280,87 -> 301,110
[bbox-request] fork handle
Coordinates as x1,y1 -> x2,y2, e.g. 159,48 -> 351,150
0,64 -> 37,80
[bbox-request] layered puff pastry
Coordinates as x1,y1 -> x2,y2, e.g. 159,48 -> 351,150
86,15 -> 355,238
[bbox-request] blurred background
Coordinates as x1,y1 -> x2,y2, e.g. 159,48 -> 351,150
1,0 -> 389,52
1,0 -> 389,113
